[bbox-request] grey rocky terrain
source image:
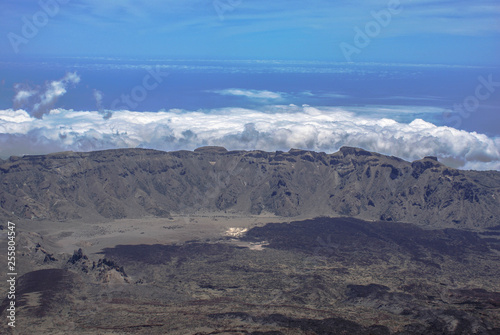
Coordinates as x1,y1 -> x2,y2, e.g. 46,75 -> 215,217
0,147 -> 499,334
0,146 -> 499,229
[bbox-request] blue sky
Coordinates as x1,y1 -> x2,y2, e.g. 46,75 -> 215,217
1,0 -> 499,65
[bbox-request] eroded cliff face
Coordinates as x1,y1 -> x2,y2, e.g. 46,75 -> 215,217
1,146 -> 499,228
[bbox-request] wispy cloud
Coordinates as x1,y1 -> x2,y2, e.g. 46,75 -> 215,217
212,89 -> 284,99
1,0 -> 498,64
92,89 -> 112,119
0,106 -> 499,170
93,89 -> 103,109
300,91 -> 350,99
13,72 -> 80,119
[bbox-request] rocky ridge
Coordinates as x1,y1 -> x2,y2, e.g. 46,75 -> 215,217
1,146 -> 499,229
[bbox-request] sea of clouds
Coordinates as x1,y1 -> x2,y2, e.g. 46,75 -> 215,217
1,71 -> 499,170
1,106 -> 499,171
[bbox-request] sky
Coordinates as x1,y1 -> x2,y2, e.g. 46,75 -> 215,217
0,1 -> 499,170
1,0 -> 499,64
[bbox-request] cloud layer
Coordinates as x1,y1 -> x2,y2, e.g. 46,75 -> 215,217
212,89 -> 284,100
13,72 -> 80,119
0,106 -> 499,170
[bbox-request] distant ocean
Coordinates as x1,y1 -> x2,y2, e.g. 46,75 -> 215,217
1,58 -> 499,170
1,58 -> 499,136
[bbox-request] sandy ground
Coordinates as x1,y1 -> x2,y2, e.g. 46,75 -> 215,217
15,212 -> 293,256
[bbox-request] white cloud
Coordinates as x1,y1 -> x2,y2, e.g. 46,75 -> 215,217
93,89 -> 103,106
92,89 -> 112,119
212,89 -> 284,100
0,106 -> 499,171
13,72 -> 81,119
13,89 -> 37,103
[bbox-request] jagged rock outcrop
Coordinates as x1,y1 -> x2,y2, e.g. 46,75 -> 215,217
15,231 -> 58,265
66,248 -> 128,284
0,147 -> 499,228
68,248 -> 88,265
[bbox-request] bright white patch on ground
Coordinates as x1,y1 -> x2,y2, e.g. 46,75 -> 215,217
224,227 -> 248,237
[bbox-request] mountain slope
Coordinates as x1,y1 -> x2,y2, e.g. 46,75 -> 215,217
1,146 -> 499,228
